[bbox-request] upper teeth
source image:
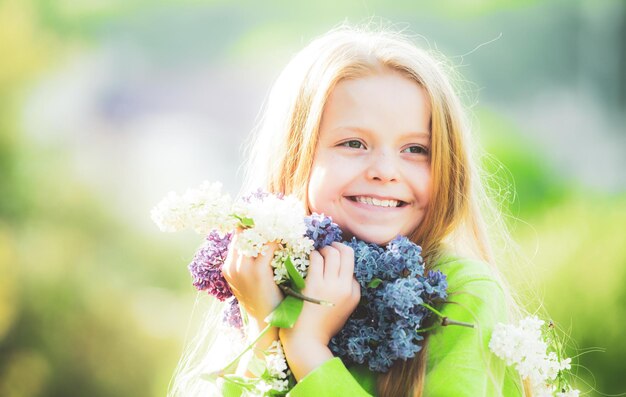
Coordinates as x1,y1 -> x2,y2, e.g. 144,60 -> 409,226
355,196 -> 400,207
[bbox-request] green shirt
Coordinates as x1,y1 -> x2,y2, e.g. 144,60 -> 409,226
287,257 -> 523,397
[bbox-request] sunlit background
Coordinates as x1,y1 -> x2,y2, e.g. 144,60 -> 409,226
1,0 -> 625,396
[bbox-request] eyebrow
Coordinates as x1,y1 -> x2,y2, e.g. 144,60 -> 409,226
330,126 -> 430,139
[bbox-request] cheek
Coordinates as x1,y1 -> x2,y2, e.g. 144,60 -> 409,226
307,164 -> 329,212
421,171 -> 433,207
307,152 -> 347,210
406,165 -> 432,208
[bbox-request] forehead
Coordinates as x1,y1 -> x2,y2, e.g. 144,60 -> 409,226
320,71 -> 431,137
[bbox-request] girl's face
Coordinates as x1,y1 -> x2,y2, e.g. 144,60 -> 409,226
307,71 -> 432,245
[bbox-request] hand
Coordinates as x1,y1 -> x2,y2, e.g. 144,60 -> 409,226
221,233 -> 284,376
279,242 -> 361,380
221,233 -> 283,331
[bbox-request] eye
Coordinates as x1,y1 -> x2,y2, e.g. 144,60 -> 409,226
340,140 -> 366,149
401,145 -> 429,155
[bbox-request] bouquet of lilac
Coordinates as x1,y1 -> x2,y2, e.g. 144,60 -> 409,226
330,236 -> 450,372
152,181 -> 470,396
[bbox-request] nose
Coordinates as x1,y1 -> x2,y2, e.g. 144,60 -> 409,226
365,150 -> 398,182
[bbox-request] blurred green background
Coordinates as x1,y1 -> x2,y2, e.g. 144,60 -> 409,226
1,0 -> 624,396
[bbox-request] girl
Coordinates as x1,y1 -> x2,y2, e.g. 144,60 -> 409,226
174,25 -> 525,396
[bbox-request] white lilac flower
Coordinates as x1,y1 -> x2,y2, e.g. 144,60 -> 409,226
251,340 -> 291,395
268,378 -> 289,392
264,341 -> 289,379
534,384 -> 557,397
151,181 -> 235,234
151,191 -> 188,232
556,388 -> 580,397
489,316 -> 577,396
236,228 -> 269,257
183,181 -> 236,235
233,194 -> 307,256
271,246 -> 312,284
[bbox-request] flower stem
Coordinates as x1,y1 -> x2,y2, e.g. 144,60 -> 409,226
211,323 -> 272,377
441,317 -> 474,328
279,285 -> 334,306
420,302 -> 474,329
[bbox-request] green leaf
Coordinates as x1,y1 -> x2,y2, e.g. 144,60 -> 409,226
248,355 -> 266,378
200,372 -> 219,383
367,278 -> 383,289
284,256 -> 305,291
265,296 -> 303,328
233,214 -> 255,228
221,374 -> 257,397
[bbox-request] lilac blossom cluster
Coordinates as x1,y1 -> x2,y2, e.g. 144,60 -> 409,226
304,213 -> 343,249
222,298 -> 243,329
271,213 -> 342,283
151,182 -> 309,259
185,211 -> 341,329
188,231 -> 233,300
489,316 -> 579,397
329,236 -> 448,373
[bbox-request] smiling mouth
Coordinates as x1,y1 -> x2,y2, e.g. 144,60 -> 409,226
346,196 -> 408,208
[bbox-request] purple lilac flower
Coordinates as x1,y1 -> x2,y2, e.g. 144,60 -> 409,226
241,188 -> 270,203
222,298 -> 243,329
188,230 -> 233,300
204,271 -> 233,301
304,213 -> 342,249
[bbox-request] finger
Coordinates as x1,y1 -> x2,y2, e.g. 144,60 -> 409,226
235,252 -> 255,274
319,245 -> 340,279
253,242 -> 279,277
351,277 -> 361,302
332,242 -> 355,282
221,234 -> 238,279
306,250 -> 323,283
230,232 -> 261,271
260,242 -> 279,259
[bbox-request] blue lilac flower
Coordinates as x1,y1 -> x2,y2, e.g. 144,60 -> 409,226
304,213 -> 342,249
346,238 -> 384,286
331,235 -> 448,373
368,346 -> 394,373
330,319 -> 378,365
380,236 -> 424,279
188,230 -> 233,300
222,298 -> 243,329
378,278 -> 425,318
388,323 -> 423,360
424,270 -> 448,300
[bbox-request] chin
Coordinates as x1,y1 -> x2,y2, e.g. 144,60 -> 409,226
345,228 -> 400,246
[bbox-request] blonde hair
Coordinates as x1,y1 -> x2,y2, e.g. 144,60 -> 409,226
242,25 -> 524,396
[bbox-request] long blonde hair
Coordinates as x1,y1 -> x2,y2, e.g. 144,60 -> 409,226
242,25 -> 524,396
